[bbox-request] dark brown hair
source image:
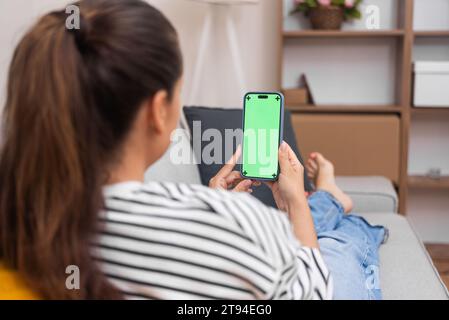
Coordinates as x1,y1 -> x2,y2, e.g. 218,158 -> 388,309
0,0 -> 182,299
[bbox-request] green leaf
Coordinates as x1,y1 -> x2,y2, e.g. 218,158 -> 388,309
306,0 -> 317,8
353,9 -> 362,19
332,0 -> 345,5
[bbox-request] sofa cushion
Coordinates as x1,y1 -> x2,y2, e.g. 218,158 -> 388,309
183,106 -> 313,208
360,213 -> 449,300
337,176 -> 398,214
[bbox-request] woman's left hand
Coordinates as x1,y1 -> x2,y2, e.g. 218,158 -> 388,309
209,145 -> 257,193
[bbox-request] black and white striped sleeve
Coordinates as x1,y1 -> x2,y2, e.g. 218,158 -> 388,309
98,182 -> 332,300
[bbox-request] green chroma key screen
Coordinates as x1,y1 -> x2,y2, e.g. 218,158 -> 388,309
241,93 -> 283,181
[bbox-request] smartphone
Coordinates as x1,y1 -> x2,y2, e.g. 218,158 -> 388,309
240,92 -> 284,181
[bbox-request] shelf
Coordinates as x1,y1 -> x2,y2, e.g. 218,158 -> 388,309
279,0 -> 443,214
412,107 -> 449,115
287,105 -> 403,114
414,31 -> 449,38
408,176 -> 449,189
283,30 -> 405,38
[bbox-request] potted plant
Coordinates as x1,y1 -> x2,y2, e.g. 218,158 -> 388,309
292,0 -> 362,30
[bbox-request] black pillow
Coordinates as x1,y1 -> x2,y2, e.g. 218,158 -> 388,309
183,106 -> 314,208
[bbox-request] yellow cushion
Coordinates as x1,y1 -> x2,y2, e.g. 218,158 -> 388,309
0,262 -> 40,300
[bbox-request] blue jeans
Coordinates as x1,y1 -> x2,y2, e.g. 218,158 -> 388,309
309,191 -> 386,300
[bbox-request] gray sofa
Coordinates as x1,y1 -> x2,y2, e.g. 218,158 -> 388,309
144,118 -> 449,300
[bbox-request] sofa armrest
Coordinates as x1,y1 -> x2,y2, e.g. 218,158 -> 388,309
336,176 -> 398,214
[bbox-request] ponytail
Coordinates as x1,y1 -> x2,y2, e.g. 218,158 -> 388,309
0,0 -> 182,299
0,10 -> 119,299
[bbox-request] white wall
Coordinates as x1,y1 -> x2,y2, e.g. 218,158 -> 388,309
0,0 -> 280,110
283,38 -> 398,105
414,0 -> 449,30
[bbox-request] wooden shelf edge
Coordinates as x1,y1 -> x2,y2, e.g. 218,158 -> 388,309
283,30 -> 405,38
408,176 -> 449,189
287,105 -> 403,114
411,107 -> 449,115
414,30 -> 449,38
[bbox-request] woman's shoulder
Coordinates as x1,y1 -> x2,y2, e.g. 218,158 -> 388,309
104,180 -> 265,210
103,181 -> 248,225
150,182 -> 292,242
102,180 -> 288,237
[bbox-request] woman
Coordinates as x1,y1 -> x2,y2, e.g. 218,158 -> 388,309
0,0 -> 385,300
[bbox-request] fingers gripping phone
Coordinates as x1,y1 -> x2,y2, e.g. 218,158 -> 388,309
240,92 -> 284,181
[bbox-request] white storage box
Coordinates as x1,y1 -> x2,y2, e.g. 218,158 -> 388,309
414,61 -> 449,108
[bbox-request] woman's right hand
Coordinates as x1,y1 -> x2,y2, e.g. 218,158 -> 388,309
265,142 -> 307,214
267,142 -> 318,248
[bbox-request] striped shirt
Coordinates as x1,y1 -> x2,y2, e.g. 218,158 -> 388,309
95,181 -> 333,300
